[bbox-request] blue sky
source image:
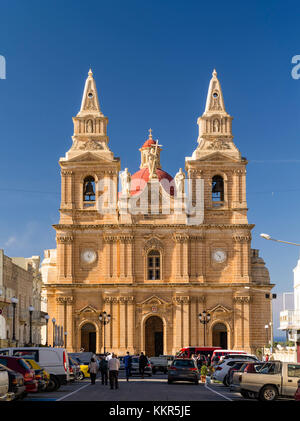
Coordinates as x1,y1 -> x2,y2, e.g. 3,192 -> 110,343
0,0 -> 300,324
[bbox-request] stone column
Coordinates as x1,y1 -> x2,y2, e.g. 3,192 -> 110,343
119,297 -> 127,352
127,297 -> 135,353
57,234 -> 73,282
172,297 -> 183,352
103,297 -> 112,352
233,296 -> 251,350
182,297 -> 190,346
126,236 -> 134,281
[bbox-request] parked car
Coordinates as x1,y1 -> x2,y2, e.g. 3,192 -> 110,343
211,349 -> 247,363
0,347 -> 70,392
150,355 -> 174,374
127,356 -> 152,377
230,361 -> 265,394
239,361 -> 300,401
0,355 -> 38,393
168,358 -> 199,384
177,347 -> 221,359
69,355 -> 90,380
25,359 -> 49,392
222,353 -> 259,363
294,379 -> 300,401
0,364 -> 10,401
69,357 -> 81,381
0,363 -> 26,400
213,358 -> 257,385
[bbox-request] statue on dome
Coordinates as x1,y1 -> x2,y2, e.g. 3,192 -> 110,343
120,168 -> 131,196
148,140 -> 161,179
175,168 -> 185,196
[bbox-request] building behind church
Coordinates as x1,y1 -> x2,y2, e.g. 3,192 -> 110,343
42,69 -> 273,356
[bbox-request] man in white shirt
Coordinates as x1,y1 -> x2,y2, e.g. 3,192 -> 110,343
108,353 -> 120,389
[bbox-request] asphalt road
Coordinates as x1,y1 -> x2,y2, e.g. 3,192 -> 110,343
23,373 -> 243,402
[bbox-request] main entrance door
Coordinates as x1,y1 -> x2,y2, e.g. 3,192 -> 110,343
212,323 -> 228,349
80,323 -> 96,353
145,316 -> 163,357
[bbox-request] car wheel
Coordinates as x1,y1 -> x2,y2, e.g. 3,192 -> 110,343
259,385 -> 278,402
78,371 -> 85,380
223,375 -> 229,387
194,380 -> 199,385
167,380 -> 173,384
46,375 -> 60,392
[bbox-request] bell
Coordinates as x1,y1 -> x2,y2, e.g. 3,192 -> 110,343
84,181 -> 95,196
212,178 -> 223,193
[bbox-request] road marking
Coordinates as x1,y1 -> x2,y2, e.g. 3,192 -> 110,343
204,383 -> 233,401
56,383 -> 91,401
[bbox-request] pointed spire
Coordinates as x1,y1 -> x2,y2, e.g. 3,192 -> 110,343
204,68 -> 227,115
77,69 -> 103,117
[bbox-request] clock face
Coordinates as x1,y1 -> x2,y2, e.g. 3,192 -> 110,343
81,249 -> 97,264
212,249 -> 227,264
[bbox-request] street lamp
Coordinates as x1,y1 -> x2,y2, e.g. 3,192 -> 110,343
198,310 -> 211,346
28,306 -> 34,345
99,311 -> 111,354
52,318 -> 56,347
64,331 -> 67,348
44,314 -> 50,346
264,324 -> 269,347
10,297 -> 19,342
260,233 -> 300,246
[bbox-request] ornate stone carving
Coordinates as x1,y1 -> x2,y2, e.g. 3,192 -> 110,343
207,138 -> 230,150
103,235 -> 118,243
233,234 -> 251,243
61,170 -> 73,176
57,234 -> 73,244
233,296 -> 251,304
56,296 -> 74,304
173,233 -> 189,243
172,296 -> 190,304
144,237 -> 163,252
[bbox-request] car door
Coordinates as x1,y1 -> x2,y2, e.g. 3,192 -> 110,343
282,364 -> 300,396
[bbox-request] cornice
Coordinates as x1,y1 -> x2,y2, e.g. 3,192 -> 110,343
53,223 -> 255,231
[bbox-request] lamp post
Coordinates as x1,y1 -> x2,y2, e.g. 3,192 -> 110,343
260,233 -> 300,246
99,311 -> 111,354
64,331 -> 67,348
10,297 -> 19,342
52,318 -> 56,347
198,311 -> 211,346
28,306 -> 34,345
264,324 -> 269,347
44,314 -> 50,346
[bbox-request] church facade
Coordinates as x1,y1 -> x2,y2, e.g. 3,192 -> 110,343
42,69 -> 273,356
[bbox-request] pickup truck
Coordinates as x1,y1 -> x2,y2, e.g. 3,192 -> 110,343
239,361 -> 300,401
150,355 -> 174,374
0,365 -> 10,401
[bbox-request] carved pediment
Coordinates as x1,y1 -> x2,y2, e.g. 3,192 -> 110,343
66,151 -> 112,163
197,151 -> 240,163
208,304 -> 232,314
77,305 -> 98,315
138,295 -> 170,306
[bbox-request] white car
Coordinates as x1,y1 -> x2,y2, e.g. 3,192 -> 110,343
213,357 -> 258,385
0,347 -> 70,392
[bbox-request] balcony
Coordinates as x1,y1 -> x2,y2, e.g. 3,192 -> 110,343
279,310 -> 300,330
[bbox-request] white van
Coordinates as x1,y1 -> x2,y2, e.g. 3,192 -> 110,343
212,349 -> 247,363
0,347 -> 70,392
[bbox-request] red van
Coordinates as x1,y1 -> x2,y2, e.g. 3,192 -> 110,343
0,356 -> 38,393
177,346 -> 222,358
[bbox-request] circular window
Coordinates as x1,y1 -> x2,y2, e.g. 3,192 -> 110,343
213,92 -> 219,98
88,92 -> 94,98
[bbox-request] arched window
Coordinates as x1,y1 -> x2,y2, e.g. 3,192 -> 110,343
212,175 -> 224,202
83,176 -> 96,202
147,250 -> 161,280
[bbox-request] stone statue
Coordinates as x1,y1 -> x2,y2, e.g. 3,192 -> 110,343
213,119 -> 220,132
148,141 -> 160,179
175,168 -> 185,196
120,168 -> 131,196
86,119 -> 93,133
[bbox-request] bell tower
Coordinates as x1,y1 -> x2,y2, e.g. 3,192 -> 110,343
186,69 -> 248,224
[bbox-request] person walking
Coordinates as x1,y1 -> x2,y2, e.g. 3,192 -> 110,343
139,352 -> 148,379
124,351 -> 132,381
108,353 -> 120,390
99,356 -> 108,385
88,357 -> 98,385
207,354 -> 212,367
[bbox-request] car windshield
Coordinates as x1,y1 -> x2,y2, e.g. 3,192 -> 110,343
172,360 -> 195,368
13,350 -> 38,361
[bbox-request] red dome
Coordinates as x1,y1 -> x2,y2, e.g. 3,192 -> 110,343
130,167 -> 174,196
141,138 -> 156,148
